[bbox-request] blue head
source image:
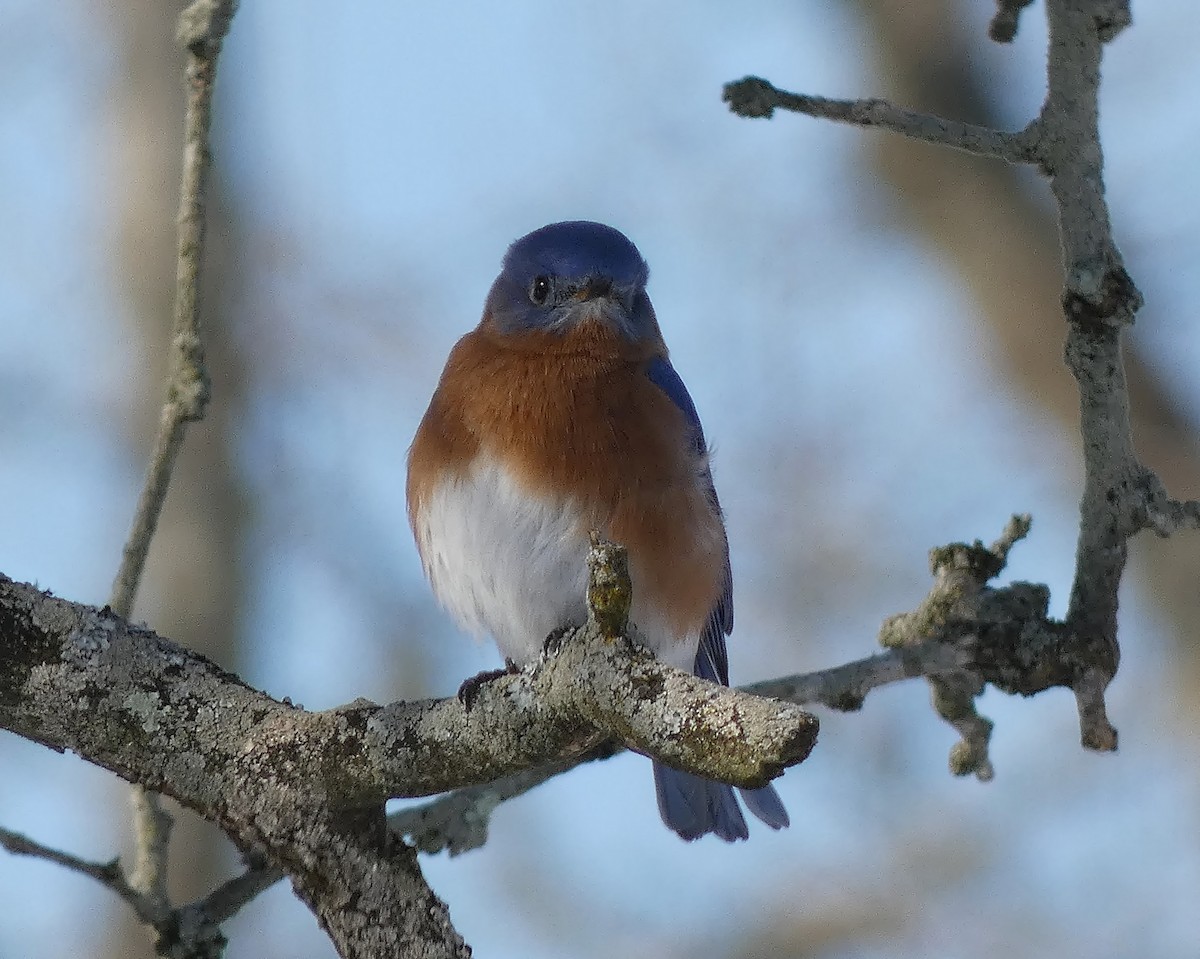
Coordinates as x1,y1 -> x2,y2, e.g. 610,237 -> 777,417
483,221 -> 660,341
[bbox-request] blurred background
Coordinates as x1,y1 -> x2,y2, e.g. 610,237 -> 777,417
2,1 -> 1199,956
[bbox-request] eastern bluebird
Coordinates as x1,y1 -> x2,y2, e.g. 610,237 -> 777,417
407,221 -> 788,841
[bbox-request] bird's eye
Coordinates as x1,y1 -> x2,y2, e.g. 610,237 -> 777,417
529,275 -> 551,306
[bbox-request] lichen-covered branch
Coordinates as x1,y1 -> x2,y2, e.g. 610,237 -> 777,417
348,514 -> 1109,864
0,505 -> 1103,935
0,574 -> 815,806
0,497 -> 1136,940
0,562 -> 815,955
162,759 -> 604,930
748,515 -> 1105,779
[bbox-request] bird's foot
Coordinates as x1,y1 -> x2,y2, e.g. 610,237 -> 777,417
457,659 -> 518,711
541,624 -> 574,658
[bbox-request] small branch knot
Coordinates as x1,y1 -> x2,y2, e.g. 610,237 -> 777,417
177,0 -> 238,56
1093,1 -> 1133,43
168,330 -> 212,421
1062,264 -> 1142,327
989,0 -> 1035,43
881,516 -> 1036,780
1075,668 -> 1118,751
585,533 -> 632,640
722,76 -> 779,119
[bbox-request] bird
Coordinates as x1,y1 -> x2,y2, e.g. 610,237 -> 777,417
406,220 -> 788,841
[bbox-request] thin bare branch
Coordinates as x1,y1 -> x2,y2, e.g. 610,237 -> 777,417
105,0 -> 237,939
184,859 -> 284,926
989,0 -> 1036,42
109,0 -> 233,619
127,783 -> 174,913
0,816 -> 230,959
0,826 -> 157,922
1145,495 -> 1200,537
748,645 -> 961,710
722,76 -> 1041,163
393,756 -> 600,856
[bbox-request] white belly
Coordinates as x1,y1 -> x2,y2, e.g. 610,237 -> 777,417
414,455 -> 590,664
413,454 -> 700,670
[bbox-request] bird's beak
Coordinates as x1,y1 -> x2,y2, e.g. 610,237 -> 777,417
574,276 -> 614,302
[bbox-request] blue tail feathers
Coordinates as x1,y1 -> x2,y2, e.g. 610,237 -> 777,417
654,762 -> 789,842
653,602 -> 790,841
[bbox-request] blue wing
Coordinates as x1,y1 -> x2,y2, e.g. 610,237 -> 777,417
645,355 -> 789,840
645,354 -> 706,455
645,355 -> 732,681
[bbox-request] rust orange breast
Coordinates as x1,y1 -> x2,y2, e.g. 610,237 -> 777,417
408,319 -> 726,639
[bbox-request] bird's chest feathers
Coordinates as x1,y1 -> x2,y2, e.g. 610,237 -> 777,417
457,340 -> 687,505
412,326 -> 727,663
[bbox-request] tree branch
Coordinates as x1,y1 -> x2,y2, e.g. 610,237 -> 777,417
722,76 -> 1041,163
1043,0 -> 1139,752
109,0 -> 230,619
0,575 -> 815,807
989,0 -> 1036,42
1141,473 -> 1200,536
144,760 -> 597,933
0,825 -> 230,959
0,506 -> 1110,935
108,0 -> 237,921
391,761 -> 585,856
0,552 -> 815,955
723,0 -> 1160,756
172,504 -> 1118,922
0,826 -> 157,921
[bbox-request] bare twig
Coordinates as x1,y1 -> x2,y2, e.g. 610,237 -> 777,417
1141,471 -> 1200,536
989,0 -> 1036,42
109,0 -> 232,619
0,826 -> 157,921
748,644 -> 962,710
0,825 -> 232,959
722,77 -> 1041,163
128,783 -> 174,913
394,768 -> 563,856
183,858 -> 284,926
105,0 -> 238,939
